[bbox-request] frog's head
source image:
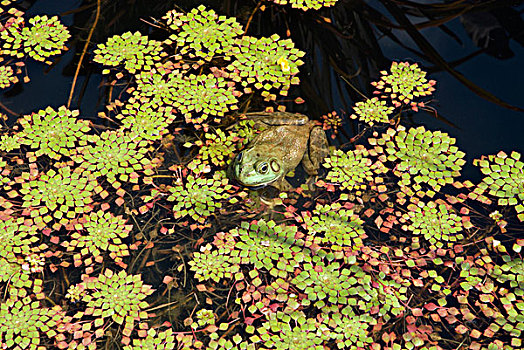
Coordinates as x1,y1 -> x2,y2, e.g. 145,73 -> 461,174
231,148 -> 284,187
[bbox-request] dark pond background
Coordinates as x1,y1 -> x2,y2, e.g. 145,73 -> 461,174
2,0 -> 523,182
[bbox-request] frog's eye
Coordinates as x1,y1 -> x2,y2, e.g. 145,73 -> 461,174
270,159 -> 280,172
236,152 -> 243,162
257,162 -> 269,174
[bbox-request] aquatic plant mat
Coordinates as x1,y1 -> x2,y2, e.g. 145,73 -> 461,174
0,2 -> 523,350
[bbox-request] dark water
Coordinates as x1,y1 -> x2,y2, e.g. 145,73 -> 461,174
2,0 -> 523,183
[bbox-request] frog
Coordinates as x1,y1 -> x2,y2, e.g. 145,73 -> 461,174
230,111 -> 329,191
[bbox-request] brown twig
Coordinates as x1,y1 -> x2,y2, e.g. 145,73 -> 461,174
67,0 -> 101,108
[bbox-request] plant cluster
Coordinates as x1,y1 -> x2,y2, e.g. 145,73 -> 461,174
473,151 -> 524,221
117,100 -> 176,141
369,125 -> 466,195
94,31 -> 165,74
62,210 -> 131,266
302,202 -> 366,251
226,34 -> 305,99
16,106 -> 90,160
185,128 -> 240,168
123,327 -> 176,350
78,269 -> 153,341
372,61 -> 436,109
0,297 -> 66,350
323,146 -> 385,192
0,15 -> 70,63
164,5 -> 243,61
272,0 -> 339,11
74,130 -> 154,189
171,73 -> 239,124
18,166 -> 100,225
166,172 -> 233,224
350,97 -> 394,126
401,200 -> 464,248
0,65 -> 18,89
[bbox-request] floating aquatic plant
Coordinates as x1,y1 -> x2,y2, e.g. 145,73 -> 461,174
303,202 -> 366,251
372,61 -> 436,109
94,31 -> 165,74
133,69 -> 179,106
117,101 -> 176,141
167,172 -> 232,223
0,217 -> 38,259
81,269 -> 153,332
271,0 -> 339,11
321,111 -> 342,139
186,128 -> 239,167
0,257 -> 36,294
292,259 -> 353,309
0,15 -> 70,63
322,312 -> 375,349
257,311 -> 327,349
490,255 -> 524,289
172,74 -> 239,124
0,65 -> 18,89
192,308 -> 215,329
350,97 -> 394,126
18,166 -> 99,225
62,210 -> 131,266
0,133 -> 22,152
123,328 -> 175,350
0,296 -> 65,350
402,201 -> 464,248
323,146 -> 384,192
0,156 -> 9,186
17,106 -> 90,160
227,35 -> 304,99
207,334 -> 257,350
164,5 -> 243,61
370,125 -> 466,194
75,130 -> 154,188
473,151 -> 524,221
234,219 -> 301,275
189,244 -> 240,283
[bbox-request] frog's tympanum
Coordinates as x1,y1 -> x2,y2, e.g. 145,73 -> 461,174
230,111 -> 329,190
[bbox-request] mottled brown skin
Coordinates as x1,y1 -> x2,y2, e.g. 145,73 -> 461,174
231,111 -> 329,190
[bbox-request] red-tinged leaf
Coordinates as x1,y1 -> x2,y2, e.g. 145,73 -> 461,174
57,341 -> 69,349
82,336 -> 92,346
405,315 -> 416,324
196,284 -> 207,292
100,202 -> 110,211
455,324 -> 469,334
206,325 -> 218,333
115,197 -> 125,206
244,317 -> 255,325
424,303 -> 438,311
94,328 -> 104,338
364,208 -> 375,217
74,330 -> 83,339
294,97 -> 305,104
146,261 -> 155,267
412,308 -> 423,317
470,329 -> 482,338
163,276 -> 173,284
375,216 -> 383,228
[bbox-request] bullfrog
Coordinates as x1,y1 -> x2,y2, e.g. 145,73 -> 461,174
230,111 -> 329,190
